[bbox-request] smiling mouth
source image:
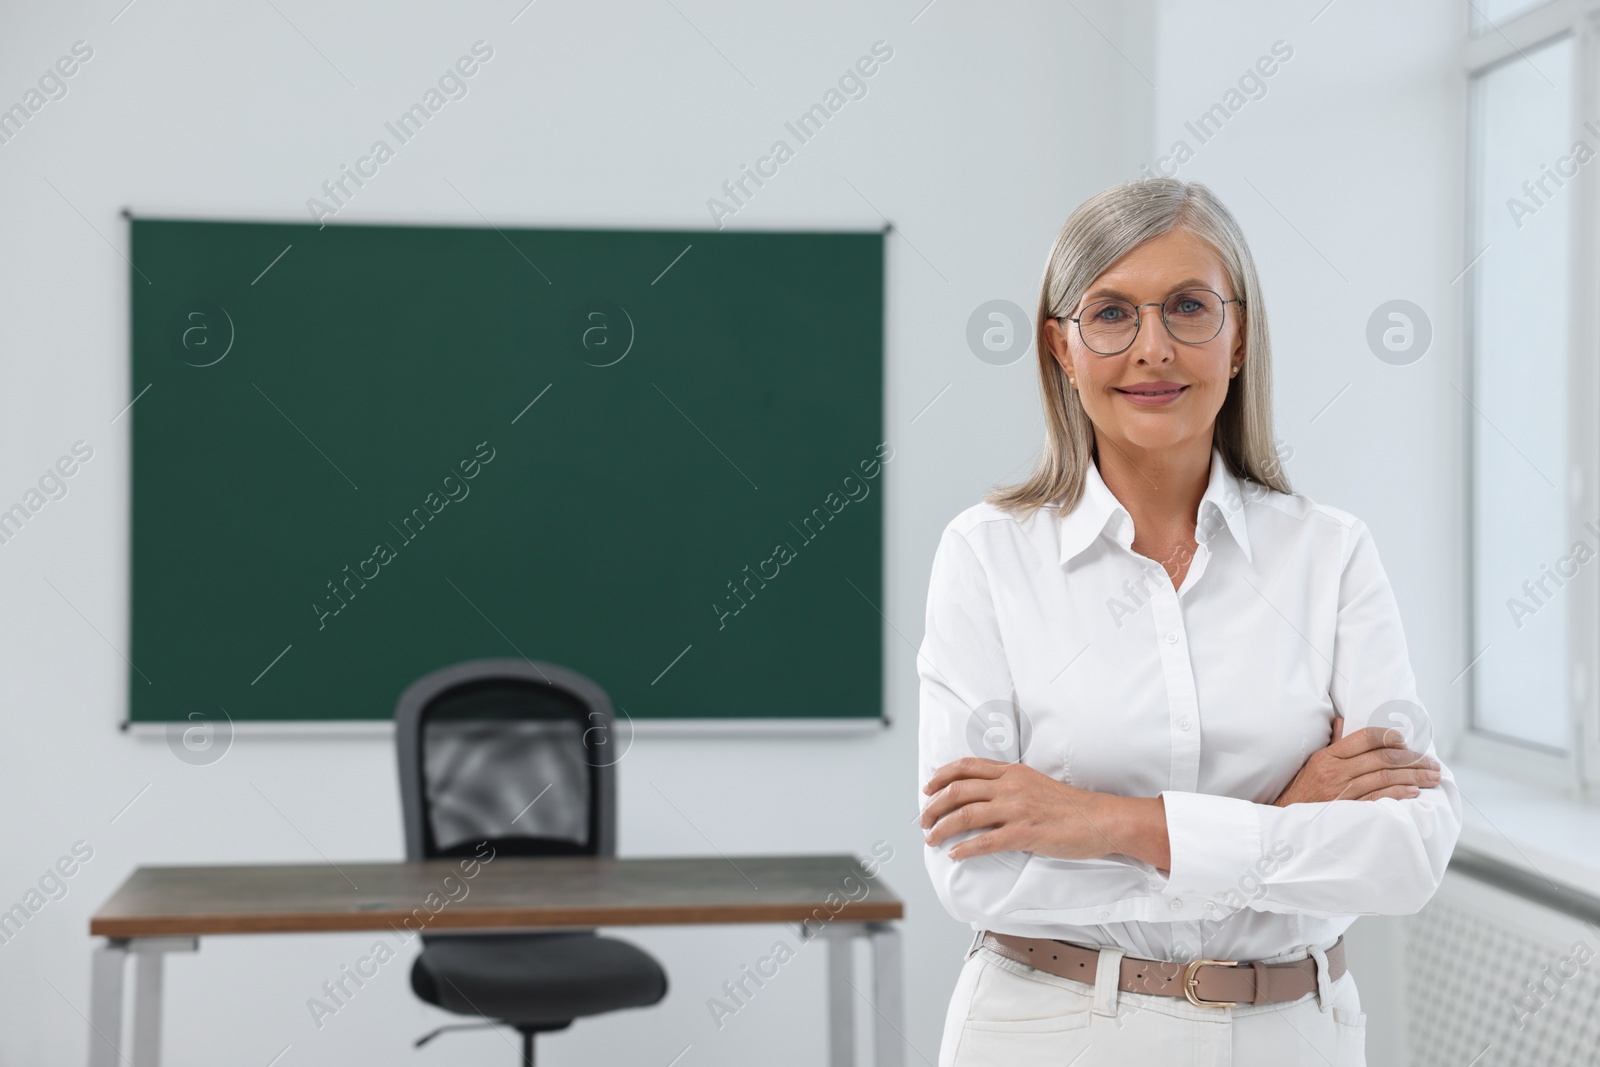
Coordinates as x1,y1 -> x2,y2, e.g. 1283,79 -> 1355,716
1115,385 -> 1187,396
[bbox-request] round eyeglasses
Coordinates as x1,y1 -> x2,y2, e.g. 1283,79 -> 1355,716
1063,288 -> 1245,355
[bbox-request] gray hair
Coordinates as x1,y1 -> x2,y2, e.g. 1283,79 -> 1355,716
986,177 -> 1291,517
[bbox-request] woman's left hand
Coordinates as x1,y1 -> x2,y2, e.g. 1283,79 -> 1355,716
920,757 -> 1129,862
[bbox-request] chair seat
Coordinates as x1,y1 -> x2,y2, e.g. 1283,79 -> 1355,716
412,931 -> 668,1027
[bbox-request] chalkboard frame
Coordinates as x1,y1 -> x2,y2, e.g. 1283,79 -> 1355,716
126,214 -> 886,725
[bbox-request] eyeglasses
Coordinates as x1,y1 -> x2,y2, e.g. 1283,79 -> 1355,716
1063,288 -> 1245,355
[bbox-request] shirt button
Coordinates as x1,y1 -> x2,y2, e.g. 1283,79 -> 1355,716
1179,719 -> 1190,731
1169,898 -> 1183,912
1165,631 -> 1178,644
1098,911 -> 1110,921
1204,901 -> 1217,912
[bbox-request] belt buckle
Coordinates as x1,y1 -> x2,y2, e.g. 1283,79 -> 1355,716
1182,957 -> 1239,1008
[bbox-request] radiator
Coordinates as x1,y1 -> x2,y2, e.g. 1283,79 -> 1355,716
1405,851 -> 1600,1067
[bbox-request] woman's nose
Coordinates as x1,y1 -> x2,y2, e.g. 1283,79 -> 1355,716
1128,305 -> 1175,362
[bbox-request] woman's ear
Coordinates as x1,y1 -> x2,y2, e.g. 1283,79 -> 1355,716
1043,317 -> 1072,374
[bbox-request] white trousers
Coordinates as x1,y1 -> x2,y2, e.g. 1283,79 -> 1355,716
938,935 -> 1368,1066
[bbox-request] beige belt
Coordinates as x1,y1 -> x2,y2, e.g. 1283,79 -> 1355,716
980,932 -> 1345,1009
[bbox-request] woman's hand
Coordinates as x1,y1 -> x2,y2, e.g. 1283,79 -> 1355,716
1271,717 -> 1441,806
920,757 -> 1169,869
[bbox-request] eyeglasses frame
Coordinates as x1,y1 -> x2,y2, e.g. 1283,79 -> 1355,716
1062,288 -> 1247,356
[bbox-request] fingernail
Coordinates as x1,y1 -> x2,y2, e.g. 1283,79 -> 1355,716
1407,787 -> 1420,796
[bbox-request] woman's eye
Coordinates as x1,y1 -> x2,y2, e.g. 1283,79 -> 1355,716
1096,306 -> 1125,322
1173,299 -> 1202,315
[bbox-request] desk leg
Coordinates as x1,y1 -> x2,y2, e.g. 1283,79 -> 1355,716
129,939 -> 196,1067
87,940 -> 128,1067
804,921 -> 903,1067
130,948 -> 165,1067
866,924 -> 904,1067
826,933 -> 856,1067
86,938 -> 197,1067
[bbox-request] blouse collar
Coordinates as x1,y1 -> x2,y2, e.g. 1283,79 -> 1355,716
1057,444 -> 1254,567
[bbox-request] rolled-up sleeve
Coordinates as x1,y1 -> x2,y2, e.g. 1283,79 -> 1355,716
1160,518 -> 1462,919
920,524 -> 1160,927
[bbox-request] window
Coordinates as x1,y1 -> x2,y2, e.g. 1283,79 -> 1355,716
1470,0 -> 1553,35
1462,4 -> 1599,793
1466,33 -> 1573,753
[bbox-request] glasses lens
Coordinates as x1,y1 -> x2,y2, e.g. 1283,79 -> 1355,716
1163,290 -> 1226,343
1078,299 -> 1138,353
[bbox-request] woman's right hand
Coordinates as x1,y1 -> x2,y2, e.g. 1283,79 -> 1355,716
1271,718 -> 1442,806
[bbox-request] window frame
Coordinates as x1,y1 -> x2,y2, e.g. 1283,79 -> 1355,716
1460,0 -> 1600,797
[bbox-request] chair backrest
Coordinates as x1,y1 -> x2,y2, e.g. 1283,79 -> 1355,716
395,659 -> 617,861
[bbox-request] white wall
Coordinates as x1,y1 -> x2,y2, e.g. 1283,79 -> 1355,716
0,2 -> 1155,1064
1150,2 -> 1469,1063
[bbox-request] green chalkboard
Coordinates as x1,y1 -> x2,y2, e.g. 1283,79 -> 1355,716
128,218 -> 885,722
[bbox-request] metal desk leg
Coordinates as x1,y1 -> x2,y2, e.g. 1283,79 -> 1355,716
827,932 -> 856,1067
867,923 -> 904,1067
86,937 -> 197,1067
806,921 -> 903,1067
130,939 -> 196,1067
131,950 -> 162,1066
87,940 -> 128,1067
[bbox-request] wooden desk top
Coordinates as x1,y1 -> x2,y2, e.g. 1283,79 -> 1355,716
90,854 -> 903,938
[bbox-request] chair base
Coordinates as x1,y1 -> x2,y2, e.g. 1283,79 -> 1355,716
414,1018 -> 571,1065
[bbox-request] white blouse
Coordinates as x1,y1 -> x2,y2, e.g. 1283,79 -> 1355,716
918,445 -> 1462,964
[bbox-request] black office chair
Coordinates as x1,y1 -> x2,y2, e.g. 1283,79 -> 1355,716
394,658 -> 667,1065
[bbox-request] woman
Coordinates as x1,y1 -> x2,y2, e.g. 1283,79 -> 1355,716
917,177 -> 1460,1066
